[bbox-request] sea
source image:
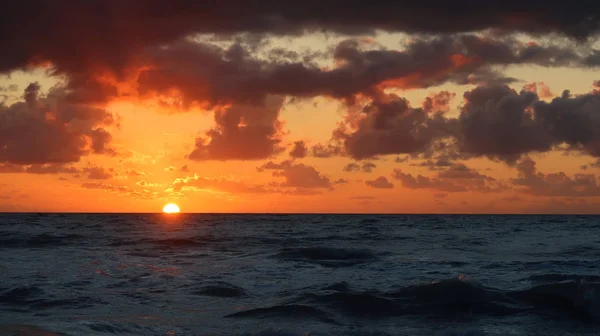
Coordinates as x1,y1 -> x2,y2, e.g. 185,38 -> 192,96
1,214 -> 600,336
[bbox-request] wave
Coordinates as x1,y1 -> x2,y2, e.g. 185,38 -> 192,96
0,286 -> 44,304
0,324 -> 67,336
230,275 -> 600,322
0,234 -> 85,248
191,281 -> 247,298
275,247 -> 377,266
0,285 -> 102,310
225,304 -> 339,325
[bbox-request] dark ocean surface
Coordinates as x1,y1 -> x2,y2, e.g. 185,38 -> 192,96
1,214 -> 600,336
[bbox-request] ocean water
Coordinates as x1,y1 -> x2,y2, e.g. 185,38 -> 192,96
1,214 -> 600,336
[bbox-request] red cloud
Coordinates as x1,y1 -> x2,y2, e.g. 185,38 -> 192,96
0,83 -> 115,165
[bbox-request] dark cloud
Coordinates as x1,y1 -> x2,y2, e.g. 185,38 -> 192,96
312,143 -> 344,158
188,96 -> 285,161
334,178 -> 349,184
289,140 -> 308,159
332,83 -> 600,163
258,160 -> 332,189
334,91 -> 451,160
0,83 -> 115,165
422,91 -> 456,113
365,176 -> 394,189
511,157 -> 600,197
458,84 -> 600,162
343,163 -> 360,172
0,2 -> 598,166
392,163 -> 506,192
395,156 -> 410,163
1,0 -> 598,78
180,165 -> 190,172
410,157 -> 454,170
85,167 -> 113,180
343,161 -> 377,172
361,162 -> 377,172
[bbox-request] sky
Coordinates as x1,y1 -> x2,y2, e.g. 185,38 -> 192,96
1,1 -> 600,213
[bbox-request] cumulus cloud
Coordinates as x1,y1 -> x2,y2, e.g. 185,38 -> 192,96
85,167 -> 113,180
334,91 -> 451,160
258,160 -> 332,189
522,81 -> 554,99
410,157 -> 454,170
188,96 -> 285,161
330,83 -> 600,163
0,83 -> 115,165
343,162 -> 360,172
334,178 -> 349,184
511,157 -> 600,197
345,161 -> 377,173
392,163 -> 506,192
0,1 -> 599,169
365,176 -> 394,189
289,140 -> 308,158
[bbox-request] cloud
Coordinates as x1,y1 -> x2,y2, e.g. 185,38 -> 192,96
422,91 -> 456,113
350,196 -> 377,200
258,160 -> 332,189
188,96 -> 285,161
334,178 -> 349,184
410,157 -> 454,170
361,162 -> 377,172
0,163 -> 80,174
164,166 -> 176,172
392,163 -> 505,192
330,83 -> 600,163
1,1 -> 596,80
289,140 -> 308,159
312,143 -> 344,158
168,174 -> 271,194
522,81 -> 554,99
0,83 -> 115,165
334,91 -> 450,160
180,165 -> 190,172
85,167 -> 113,180
82,182 -> 158,199
136,180 -> 162,187
511,157 -> 600,197
343,162 -> 360,172
365,176 -> 394,189
343,161 -> 377,173
126,169 -> 146,177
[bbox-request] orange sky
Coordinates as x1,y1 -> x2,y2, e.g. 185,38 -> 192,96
1,21 -> 600,213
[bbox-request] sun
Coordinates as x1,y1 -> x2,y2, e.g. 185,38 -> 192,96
162,203 -> 180,214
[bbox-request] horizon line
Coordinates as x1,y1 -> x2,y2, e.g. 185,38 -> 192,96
0,212 -> 599,216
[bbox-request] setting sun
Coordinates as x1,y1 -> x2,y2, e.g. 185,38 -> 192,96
162,203 -> 180,214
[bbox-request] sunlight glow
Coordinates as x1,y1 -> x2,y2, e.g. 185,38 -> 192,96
162,203 -> 181,214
